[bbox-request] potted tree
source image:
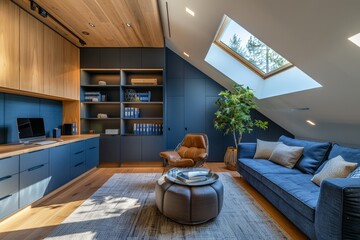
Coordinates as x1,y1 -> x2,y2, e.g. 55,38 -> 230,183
214,83 -> 268,170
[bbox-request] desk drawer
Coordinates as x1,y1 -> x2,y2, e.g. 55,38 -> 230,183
0,155 -> 19,177
0,192 -> 19,220
20,149 -> 49,172
71,141 -> 85,155
0,173 -> 19,199
19,163 -> 49,208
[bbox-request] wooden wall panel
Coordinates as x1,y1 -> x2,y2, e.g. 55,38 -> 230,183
19,9 -> 44,94
63,100 -> 80,134
63,40 -> 80,100
0,1 -> 20,89
44,26 -> 64,97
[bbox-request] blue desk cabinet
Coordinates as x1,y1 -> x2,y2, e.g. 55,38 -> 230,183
121,136 -> 141,162
0,155 -> 19,219
100,135 -> 121,163
70,141 -> 86,179
85,138 -> 99,170
141,136 -> 163,162
48,145 -> 71,194
19,149 -> 50,208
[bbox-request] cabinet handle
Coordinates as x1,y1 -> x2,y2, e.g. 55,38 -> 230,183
74,150 -> 84,155
28,164 -> 45,172
0,175 -> 12,182
185,127 -> 188,131
0,194 -> 12,201
75,161 -> 85,167
89,147 -> 96,150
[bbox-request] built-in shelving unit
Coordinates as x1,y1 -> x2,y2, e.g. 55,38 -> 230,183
80,68 -> 163,136
120,69 -> 163,136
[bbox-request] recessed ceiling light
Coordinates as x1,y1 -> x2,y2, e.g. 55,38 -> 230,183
306,120 -> 316,126
183,52 -> 190,57
185,7 -> 195,16
126,23 -> 131,28
89,23 -> 95,27
348,33 -> 360,47
82,31 -> 90,35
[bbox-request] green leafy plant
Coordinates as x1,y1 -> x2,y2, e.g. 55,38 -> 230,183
214,83 -> 268,148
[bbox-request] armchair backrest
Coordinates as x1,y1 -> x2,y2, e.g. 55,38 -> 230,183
177,134 -> 209,160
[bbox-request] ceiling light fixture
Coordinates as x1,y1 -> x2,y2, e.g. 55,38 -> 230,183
348,33 -> 360,47
306,120 -> 316,126
126,23 -> 131,28
89,23 -> 95,28
185,7 -> 195,16
183,52 -> 190,57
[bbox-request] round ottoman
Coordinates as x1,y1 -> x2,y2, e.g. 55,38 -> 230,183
155,175 -> 223,224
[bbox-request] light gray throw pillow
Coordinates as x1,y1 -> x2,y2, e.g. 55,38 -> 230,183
269,143 -> 304,168
254,139 -> 281,159
312,155 -> 358,186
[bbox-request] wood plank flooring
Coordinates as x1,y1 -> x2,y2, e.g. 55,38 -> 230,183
0,163 -> 307,239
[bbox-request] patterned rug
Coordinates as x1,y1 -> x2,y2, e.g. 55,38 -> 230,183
45,173 -> 289,239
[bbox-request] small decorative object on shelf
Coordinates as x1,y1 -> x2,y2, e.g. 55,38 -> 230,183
101,94 -> 107,102
97,113 -> 108,118
131,78 -> 157,85
133,123 -> 162,135
105,129 -> 119,135
124,107 -> 140,118
125,89 -> 137,101
98,80 -> 106,85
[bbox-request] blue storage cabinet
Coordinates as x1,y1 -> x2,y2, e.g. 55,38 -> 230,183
70,141 -> 86,179
85,137 -> 99,169
0,155 -> 19,219
19,149 -> 50,208
48,145 -> 71,194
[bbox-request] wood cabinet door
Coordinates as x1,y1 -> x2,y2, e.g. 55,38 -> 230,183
63,40 -> 79,100
44,26 -> 64,97
19,9 -> 44,93
0,1 -> 19,89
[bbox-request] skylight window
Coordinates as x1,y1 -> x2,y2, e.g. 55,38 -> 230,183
214,16 -> 293,79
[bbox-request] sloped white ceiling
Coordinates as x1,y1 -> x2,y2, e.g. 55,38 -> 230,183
158,0 -> 360,147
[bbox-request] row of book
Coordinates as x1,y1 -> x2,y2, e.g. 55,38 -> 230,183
124,107 -> 140,118
176,169 -> 211,183
133,123 -> 162,135
84,91 -> 101,102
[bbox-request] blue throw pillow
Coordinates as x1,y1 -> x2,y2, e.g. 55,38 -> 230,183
278,135 -> 332,174
328,144 -> 360,164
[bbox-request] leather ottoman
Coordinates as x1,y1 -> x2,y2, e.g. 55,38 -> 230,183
155,175 -> 223,224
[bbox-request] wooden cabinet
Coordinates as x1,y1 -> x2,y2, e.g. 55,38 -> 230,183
63,40 -> 80,100
19,9 -> 44,94
44,26 -> 64,97
0,1 -> 19,90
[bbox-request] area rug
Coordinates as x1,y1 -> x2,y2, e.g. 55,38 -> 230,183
45,173 -> 290,239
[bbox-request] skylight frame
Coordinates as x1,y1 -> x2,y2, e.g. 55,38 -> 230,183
214,16 -> 293,79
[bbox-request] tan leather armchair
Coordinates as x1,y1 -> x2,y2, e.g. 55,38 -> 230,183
160,133 -> 209,167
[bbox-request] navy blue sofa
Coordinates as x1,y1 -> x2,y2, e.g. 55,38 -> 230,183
237,135 -> 360,239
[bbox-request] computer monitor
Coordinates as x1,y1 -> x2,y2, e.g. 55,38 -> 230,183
17,118 -> 46,143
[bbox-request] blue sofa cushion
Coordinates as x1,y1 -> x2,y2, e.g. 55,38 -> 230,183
238,158 -> 301,182
261,172 -> 320,222
279,135 -> 332,175
328,143 -> 360,164
316,144 -> 360,174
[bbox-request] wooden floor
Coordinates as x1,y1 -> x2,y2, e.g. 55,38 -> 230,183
0,163 -> 307,240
